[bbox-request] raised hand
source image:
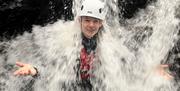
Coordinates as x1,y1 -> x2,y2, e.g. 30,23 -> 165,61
14,61 -> 37,76
156,64 -> 173,80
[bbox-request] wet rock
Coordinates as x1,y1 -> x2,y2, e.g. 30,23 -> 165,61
0,0 -> 154,40
0,0 -> 73,40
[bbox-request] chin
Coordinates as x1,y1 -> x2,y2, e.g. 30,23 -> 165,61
85,35 -> 93,39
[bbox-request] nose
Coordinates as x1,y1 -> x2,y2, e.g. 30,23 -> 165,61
88,21 -> 95,27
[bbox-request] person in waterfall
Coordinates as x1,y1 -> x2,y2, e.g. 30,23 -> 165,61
14,0 -> 106,90
13,0 -> 173,90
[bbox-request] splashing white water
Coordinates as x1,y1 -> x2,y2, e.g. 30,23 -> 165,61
0,0 -> 180,91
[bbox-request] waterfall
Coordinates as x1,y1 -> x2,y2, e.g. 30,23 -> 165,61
0,0 -> 180,91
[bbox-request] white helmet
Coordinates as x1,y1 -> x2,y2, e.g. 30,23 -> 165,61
79,0 -> 106,20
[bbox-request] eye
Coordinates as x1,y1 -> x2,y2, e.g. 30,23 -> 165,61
93,20 -> 99,24
84,19 -> 90,22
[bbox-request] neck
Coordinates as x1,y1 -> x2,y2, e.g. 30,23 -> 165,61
82,34 -> 97,54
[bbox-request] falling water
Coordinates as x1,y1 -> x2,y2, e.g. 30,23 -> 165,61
0,0 -> 180,91
122,0 -> 180,90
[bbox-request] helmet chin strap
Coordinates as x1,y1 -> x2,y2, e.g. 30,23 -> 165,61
80,17 -> 82,32
79,17 -> 85,38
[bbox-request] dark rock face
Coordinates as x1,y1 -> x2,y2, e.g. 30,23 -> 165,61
0,0 -> 154,40
167,31 -> 180,81
118,0 -> 154,19
0,0 -> 73,40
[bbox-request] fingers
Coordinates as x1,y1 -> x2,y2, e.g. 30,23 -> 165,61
163,72 -> 173,80
16,61 -> 26,67
14,68 -> 31,76
14,62 -> 33,76
160,64 -> 169,68
156,64 -> 173,80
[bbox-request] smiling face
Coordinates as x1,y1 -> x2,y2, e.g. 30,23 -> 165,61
80,16 -> 103,39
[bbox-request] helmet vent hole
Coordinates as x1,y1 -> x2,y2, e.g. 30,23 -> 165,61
81,5 -> 84,10
99,8 -> 102,13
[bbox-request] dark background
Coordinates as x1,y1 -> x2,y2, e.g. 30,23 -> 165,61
0,0 -> 153,40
